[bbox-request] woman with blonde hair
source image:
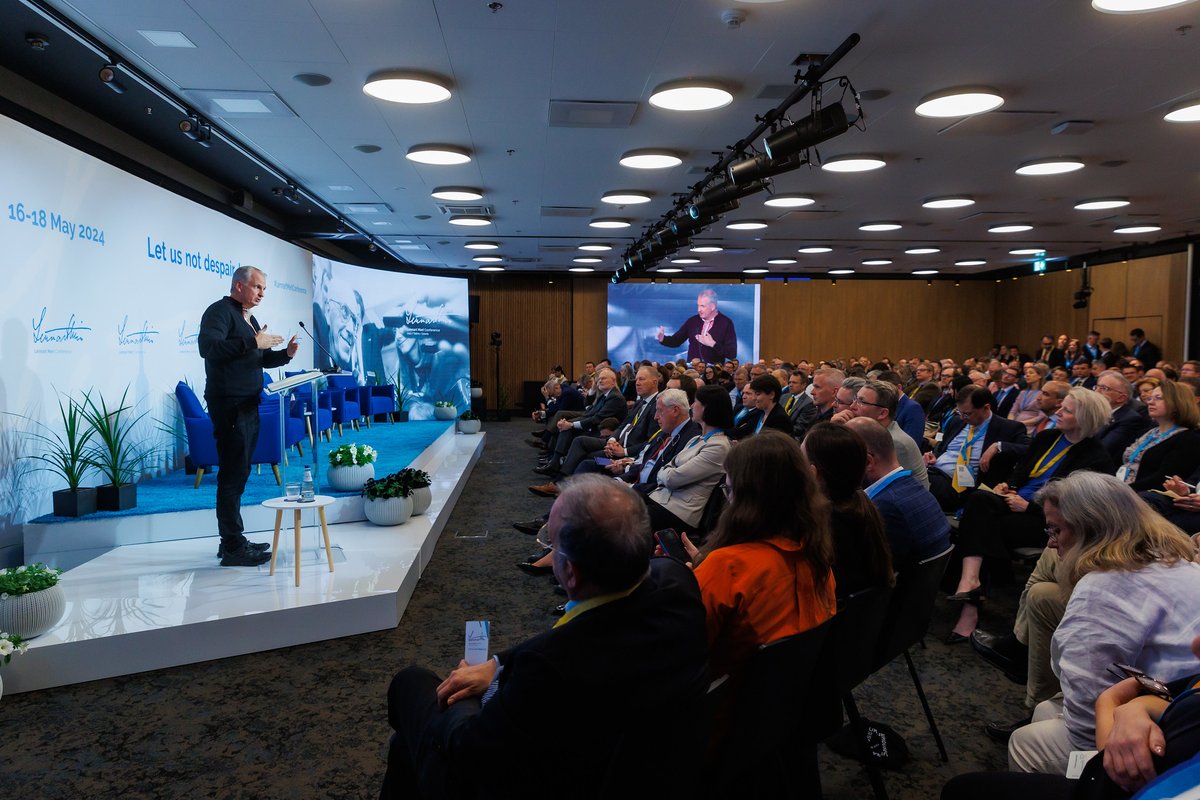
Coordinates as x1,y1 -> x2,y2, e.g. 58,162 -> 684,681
1007,470 -> 1200,775
1117,379 -> 1200,491
1010,362 -> 1050,435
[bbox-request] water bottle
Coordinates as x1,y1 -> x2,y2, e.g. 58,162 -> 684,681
300,466 -> 315,503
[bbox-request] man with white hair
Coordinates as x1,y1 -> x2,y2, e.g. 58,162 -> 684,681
655,288 -> 737,364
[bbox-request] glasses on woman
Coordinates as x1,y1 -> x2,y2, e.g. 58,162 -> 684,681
1044,525 -> 1061,540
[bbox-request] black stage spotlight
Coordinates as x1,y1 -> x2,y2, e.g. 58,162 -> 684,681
763,104 -> 850,161
178,116 -> 211,147
727,151 -> 805,185
688,179 -> 768,219
98,64 -> 126,94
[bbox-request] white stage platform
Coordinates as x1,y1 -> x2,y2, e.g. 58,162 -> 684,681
3,428 -> 486,695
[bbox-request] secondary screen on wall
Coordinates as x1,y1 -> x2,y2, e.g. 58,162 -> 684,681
312,256 -> 470,420
607,283 -> 760,365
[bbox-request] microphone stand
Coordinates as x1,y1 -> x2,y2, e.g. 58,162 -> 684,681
297,321 -> 342,374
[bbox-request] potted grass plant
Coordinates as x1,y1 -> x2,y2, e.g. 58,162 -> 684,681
19,390 -> 97,517
81,386 -> 150,512
361,471 -> 413,526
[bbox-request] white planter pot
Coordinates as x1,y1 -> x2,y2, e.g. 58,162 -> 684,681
457,418 -> 481,434
470,387 -> 483,399
327,463 -> 375,492
0,584 -> 67,639
410,485 -> 432,515
363,496 -> 413,526
433,405 -> 457,421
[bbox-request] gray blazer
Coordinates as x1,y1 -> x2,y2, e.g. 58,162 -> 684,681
650,432 -> 731,528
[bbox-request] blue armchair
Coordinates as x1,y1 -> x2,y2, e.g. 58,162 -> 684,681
285,371 -> 333,445
358,381 -> 397,426
261,373 -> 307,461
175,381 -> 296,489
326,375 -> 362,436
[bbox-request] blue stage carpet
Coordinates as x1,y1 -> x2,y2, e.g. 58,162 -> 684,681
34,420 -> 454,524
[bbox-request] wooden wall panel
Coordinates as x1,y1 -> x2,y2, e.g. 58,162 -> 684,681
570,280 -> 607,374
1089,261 -> 1129,321
992,271 -> 1090,354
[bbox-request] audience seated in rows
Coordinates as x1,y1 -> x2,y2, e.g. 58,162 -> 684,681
833,378 -> 931,488
925,386 -> 1029,512
729,374 -> 792,439
1115,378 -> 1200,492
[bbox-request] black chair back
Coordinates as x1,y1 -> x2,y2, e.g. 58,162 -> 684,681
695,479 -> 726,540
876,546 -> 954,668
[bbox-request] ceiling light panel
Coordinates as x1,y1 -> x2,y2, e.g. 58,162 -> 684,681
619,150 -> 682,169
406,145 -> 472,165
764,194 -> 816,208
859,221 -> 902,231
601,191 -> 652,204
915,87 -> 1004,118
1074,198 -> 1129,210
922,196 -> 975,209
432,187 -> 483,201
822,155 -> 886,172
589,218 -> 631,228
989,224 -> 1033,233
1092,0 -> 1199,13
578,243 -> 612,251
1163,99 -> 1200,122
363,71 -> 451,104
648,81 -> 733,111
1015,158 -> 1085,175
465,241 -> 499,250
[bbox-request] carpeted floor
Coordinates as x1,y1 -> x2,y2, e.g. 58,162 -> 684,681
1,419 -> 1035,799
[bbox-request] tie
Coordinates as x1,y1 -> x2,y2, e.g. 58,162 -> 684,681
952,425 -> 976,492
620,399 -> 645,445
784,395 -> 796,414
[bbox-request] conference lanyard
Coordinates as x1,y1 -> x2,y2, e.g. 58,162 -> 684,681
686,429 -> 724,449
960,418 -> 991,462
865,469 -> 912,499
755,409 -> 771,434
1028,435 -> 1072,479
1126,425 -> 1181,465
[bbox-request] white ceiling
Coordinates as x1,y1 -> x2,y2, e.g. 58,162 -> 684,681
33,0 -> 1200,276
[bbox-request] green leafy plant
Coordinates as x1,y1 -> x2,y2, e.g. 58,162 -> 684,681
434,401 -> 456,408
81,386 -> 151,487
397,468 -> 431,489
459,410 -> 478,421
0,630 -> 28,666
362,471 -> 411,500
17,390 -> 95,490
328,442 -> 377,467
0,562 -> 62,598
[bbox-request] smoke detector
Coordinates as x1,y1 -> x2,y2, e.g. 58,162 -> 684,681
721,9 -> 747,28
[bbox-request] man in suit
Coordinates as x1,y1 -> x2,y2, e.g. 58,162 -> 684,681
536,367 -> 627,477
1068,358 -> 1094,389
1129,327 -> 1162,367
925,386 -> 1029,511
729,374 -> 792,440
622,389 -> 701,493
907,362 -> 941,412
835,379 -> 930,488
380,475 -> 710,800
992,365 -> 1021,418
655,288 -> 738,364
1094,369 -> 1152,463
1034,334 -> 1066,368
1082,331 -> 1102,362
881,369 -> 930,448
848,417 -> 951,572
782,369 -> 819,440
808,367 -> 845,427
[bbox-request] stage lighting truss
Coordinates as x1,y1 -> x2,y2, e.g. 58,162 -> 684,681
178,115 -> 212,147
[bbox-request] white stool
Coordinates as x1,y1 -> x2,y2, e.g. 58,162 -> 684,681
261,495 -> 335,587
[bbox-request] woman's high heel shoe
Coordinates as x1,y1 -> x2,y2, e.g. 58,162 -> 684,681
947,588 -> 986,603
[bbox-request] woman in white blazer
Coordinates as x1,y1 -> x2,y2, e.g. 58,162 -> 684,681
647,384 -> 734,535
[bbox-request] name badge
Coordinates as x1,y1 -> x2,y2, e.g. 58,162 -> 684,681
934,432 -> 944,443
955,464 -> 976,488
1115,465 -> 1130,483
464,621 -> 490,666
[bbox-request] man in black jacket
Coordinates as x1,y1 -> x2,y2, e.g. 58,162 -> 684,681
926,386 -> 1030,511
381,475 -> 710,800
198,265 -> 297,566
655,288 -> 738,364
535,368 -> 627,478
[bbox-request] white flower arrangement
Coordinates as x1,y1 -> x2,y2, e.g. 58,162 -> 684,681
0,631 -> 28,666
327,443 -> 378,468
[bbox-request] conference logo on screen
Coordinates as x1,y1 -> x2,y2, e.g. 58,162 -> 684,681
31,306 -> 91,352
177,320 -> 200,352
117,314 -> 160,351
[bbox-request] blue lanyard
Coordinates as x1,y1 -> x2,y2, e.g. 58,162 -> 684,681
866,469 -> 912,499
960,418 -> 990,460
686,429 -> 724,449
1127,426 -> 1181,464
755,410 -> 769,433
734,407 -> 750,425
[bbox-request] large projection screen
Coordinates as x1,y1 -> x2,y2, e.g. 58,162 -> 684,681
607,283 -> 760,365
312,256 -> 470,420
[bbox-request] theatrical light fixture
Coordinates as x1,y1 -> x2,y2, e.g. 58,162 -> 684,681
464,241 -> 499,250
573,257 -> 602,263
799,246 -> 833,254
1093,0 -> 1199,12
988,224 -> 1033,233
448,215 -> 491,226
649,81 -> 734,111
601,191 -> 652,205
821,155 -> 886,173
568,267 -> 595,273
1015,158 -> 1084,176
767,258 -> 797,265
431,187 -> 483,201
763,105 -> 850,161
689,179 -> 767,218
914,87 -> 1004,118
691,245 -> 723,253
922,196 -> 975,209
589,218 -> 631,229
1074,198 -> 1130,210
1164,99 -> 1200,122
862,259 -> 893,266
1114,224 -> 1162,234
362,71 -> 451,103
764,194 -> 816,208
1010,248 -> 1047,255
619,149 -> 682,169
98,64 -> 126,94
913,269 -> 939,275
472,255 -> 504,262
859,221 -> 902,231
725,220 -> 768,230
955,259 -> 987,266
478,266 -> 505,272
178,115 -> 212,147
829,269 -> 855,275
905,247 -> 941,255
743,268 -> 769,274
406,145 -> 472,165
727,152 -> 805,185
578,243 -> 613,251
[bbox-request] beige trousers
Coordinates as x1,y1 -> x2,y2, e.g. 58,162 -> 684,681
1013,548 -> 1069,708
1008,695 -> 1074,774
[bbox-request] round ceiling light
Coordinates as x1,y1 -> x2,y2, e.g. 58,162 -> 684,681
1163,99 -> 1200,122
798,246 -> 833,254
859,221 -> 902,232
1114,224 -> 1162,234
671,257 -> 700,264
1010,248 -> 1047,255
690,245 -> 723,253
822,155 -> 886,173
922,195 -> 975,209
955,259 -> 987,266
726,220 -> 768,230
764,194 -> 816,208
601,191 -> 652,204
905,247 -> 941,255
862,259 -> 893,266
912,269 -> 940,276
648,81 -> 733,112
657,267 -> 683,273
1015,158 -> 1085,176
464,241 -> 499,250
915,87 -> 1004,118
406,145 -> 471,165
829,269 -> 855,275
1074,198 -> 1130,210
568,267 -> 595,273
578,243 -> 612,251
472,255 -> 503,262
1092,0 -> 1199,13
448,215 -> 491,226
767,258 -> 797,265
362,71 -> 451,104
989,223 -> 1033,233
478,266 -> 505,272
431,186 -> 483,201
743,268 -> 769,274
619,149 -> 682,169
589,218 -> 631,229
573,257 -> 602,263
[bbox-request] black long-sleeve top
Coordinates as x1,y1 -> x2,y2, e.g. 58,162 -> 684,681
198,296 -> 293,401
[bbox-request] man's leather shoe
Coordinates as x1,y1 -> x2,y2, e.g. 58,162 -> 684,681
216,540 -> 270,559
971,630 -> 1029,684
985,717 -> 1032,745
518,561 -> 553,575
526,439 -> 546,450
533,463 -> 559,477
220,545 -> 271,567
529,482 -> 560,498
552,603 -> 566,616
512,518 -> 547,535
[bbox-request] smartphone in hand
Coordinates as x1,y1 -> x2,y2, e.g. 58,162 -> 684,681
654,528 -> 689,563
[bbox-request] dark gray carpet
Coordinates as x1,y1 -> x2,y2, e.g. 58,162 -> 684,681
0,420 -> 1032,799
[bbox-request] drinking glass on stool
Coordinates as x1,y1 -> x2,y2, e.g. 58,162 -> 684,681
285,482 -> 301,502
